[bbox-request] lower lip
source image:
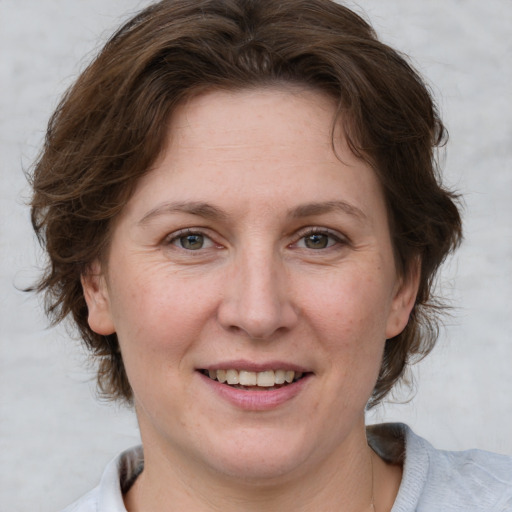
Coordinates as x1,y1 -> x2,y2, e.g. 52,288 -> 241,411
198,372 -> 311,411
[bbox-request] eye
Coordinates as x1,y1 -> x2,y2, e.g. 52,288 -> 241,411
293,229 -> 345,250
303,232 -> 332,249
168,230 -> 215,250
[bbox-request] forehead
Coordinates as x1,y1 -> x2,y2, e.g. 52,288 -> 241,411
165,86 -> 339,160
124,86 -> 386,224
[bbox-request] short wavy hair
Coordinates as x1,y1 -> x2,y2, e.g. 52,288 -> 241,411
30,0 -> 462,406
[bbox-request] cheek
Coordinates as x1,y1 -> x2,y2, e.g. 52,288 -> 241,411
109,280 -> 203,407
299,269 -> 392,390
302,269 -> 393,340
109,265 -> 221,362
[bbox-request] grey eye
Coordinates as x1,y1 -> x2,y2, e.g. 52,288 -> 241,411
304,233 -> 330,249
179,234 -> 205,250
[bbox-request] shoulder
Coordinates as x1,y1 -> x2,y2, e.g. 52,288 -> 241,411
414,430 -> 512,511
368,423 -> 512,511
60,446 -> 143,512
60,488 -> 99,512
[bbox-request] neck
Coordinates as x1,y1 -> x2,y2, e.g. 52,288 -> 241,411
125,428 -> 379,512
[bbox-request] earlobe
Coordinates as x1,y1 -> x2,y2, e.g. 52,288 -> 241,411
81,261 -> 116,336
385,259 -> 421,339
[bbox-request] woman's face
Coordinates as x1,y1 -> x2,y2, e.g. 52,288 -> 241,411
84,87 -> 417,482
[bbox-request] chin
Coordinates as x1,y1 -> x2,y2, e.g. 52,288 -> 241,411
201,429 -> 317,483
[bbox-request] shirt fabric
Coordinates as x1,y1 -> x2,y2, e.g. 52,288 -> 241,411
62,423 -> 512,511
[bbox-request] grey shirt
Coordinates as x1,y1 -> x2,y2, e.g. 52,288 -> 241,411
62,423 -> 512,511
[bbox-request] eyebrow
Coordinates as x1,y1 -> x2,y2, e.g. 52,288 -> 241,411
138,199 -> 367,225
289,200 -> 367,221
138,201 -> 229,225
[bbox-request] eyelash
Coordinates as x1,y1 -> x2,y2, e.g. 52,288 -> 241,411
164,227 -> 348,252
165,228 -> 217,251
291,227 -> 348,250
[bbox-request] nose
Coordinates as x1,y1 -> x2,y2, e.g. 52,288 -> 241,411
217,249 -> 299,340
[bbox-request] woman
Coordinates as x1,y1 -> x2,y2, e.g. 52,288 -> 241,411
29,0 -> 512,510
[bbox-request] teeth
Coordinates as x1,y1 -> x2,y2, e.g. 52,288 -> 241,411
226,369 -> 239,385
205,369 -> 305,387
257,370 -> 275,387
239,371 -> 257,386
274,369 -> 286,384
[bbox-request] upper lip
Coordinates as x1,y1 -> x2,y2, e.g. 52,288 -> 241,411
198,360 -> 311,373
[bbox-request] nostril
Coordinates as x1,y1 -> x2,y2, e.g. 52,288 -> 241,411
216,273 -> 299,339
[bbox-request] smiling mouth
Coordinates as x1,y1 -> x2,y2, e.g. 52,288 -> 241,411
200,369 -> 307,390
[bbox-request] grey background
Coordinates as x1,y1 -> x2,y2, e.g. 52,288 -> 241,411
1,1 -> 511,510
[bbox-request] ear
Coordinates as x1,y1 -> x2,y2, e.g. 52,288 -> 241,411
81,261 -> 116,336
385,258 -> 421,339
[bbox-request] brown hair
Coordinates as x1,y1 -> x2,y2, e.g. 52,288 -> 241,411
30,0 -> 462,406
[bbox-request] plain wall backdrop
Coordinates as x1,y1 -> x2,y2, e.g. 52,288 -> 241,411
1,1 -> 511,510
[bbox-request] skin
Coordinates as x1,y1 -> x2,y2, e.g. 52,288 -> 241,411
83,87 -> 418,511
